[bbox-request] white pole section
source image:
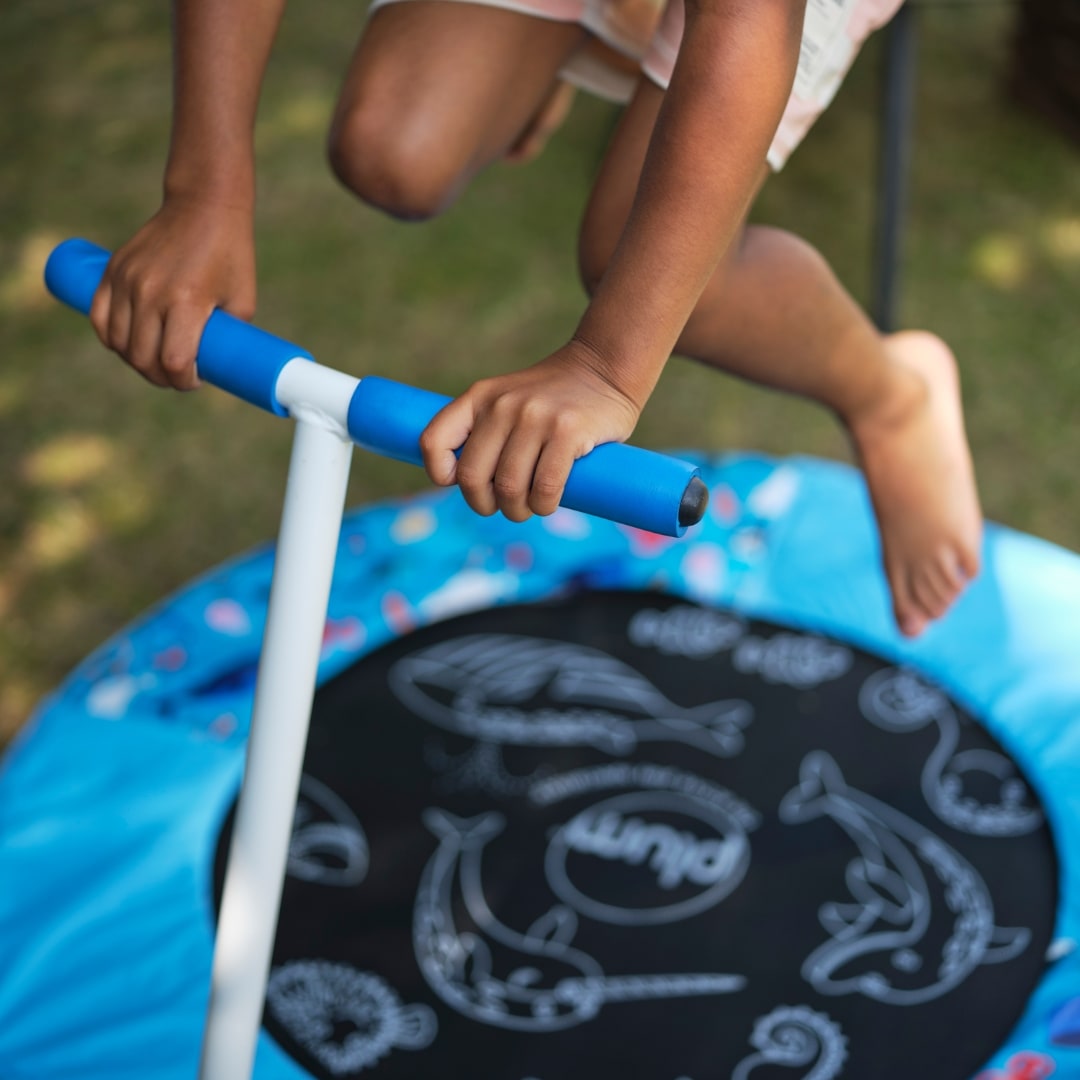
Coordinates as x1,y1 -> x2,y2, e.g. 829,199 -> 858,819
199,401 -> 355,1080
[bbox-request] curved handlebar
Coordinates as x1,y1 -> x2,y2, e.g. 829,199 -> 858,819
45,238 -> 707,536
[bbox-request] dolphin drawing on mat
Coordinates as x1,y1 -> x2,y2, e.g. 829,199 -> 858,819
413,809 -> 746,1032
779,752 -> 1030,1006
389,634 -> 752,757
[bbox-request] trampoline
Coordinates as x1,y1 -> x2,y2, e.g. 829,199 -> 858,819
1,243 -> 1079,1080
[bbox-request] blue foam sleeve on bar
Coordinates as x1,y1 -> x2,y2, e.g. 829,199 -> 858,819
347,375 -> 702,537
44,239 -> 311,416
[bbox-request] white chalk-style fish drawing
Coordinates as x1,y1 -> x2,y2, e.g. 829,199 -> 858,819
732,634 -> 852,690
266,961 -> 436,1075
288,775 -> 369,887
732,1005 -> 847,1080
389,634 -> 752,757
859,668 -> 1042,836
628,604 -> 746,658
780,752 -> 1030,1006
413,808 -> 746,1032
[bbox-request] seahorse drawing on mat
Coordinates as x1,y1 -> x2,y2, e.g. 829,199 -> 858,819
859,668 -> 1042,836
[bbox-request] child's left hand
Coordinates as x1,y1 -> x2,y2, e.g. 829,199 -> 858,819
419,339 -> 643,522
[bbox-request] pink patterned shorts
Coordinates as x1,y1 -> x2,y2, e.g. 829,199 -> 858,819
369,0 -> 905,169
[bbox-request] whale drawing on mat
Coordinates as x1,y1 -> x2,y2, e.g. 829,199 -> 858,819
780,752 -> 1030,1006
413,808 -> 746,1031
389,634 -> 752,756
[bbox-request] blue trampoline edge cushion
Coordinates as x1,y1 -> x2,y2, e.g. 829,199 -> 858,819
0,453 -> 1077,1079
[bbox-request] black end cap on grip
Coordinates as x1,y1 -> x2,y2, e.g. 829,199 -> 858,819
678,476 -> 709,529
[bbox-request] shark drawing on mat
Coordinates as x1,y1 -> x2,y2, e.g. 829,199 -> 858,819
413,809 -> 746,1032
389,634 -> 752,757
780,752 -> 1030,1006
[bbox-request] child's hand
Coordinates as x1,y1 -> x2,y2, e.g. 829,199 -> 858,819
89,196 -> 256,391
419,340 -> 642,522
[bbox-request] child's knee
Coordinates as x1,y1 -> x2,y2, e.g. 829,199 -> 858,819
327,101 -> 462,222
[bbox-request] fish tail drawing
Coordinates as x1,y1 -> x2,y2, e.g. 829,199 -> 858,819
422,807 -> 505,848
645,699 -> 753,756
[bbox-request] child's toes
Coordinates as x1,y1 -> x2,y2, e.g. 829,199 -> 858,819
958,542 -> 981,582
898,609 -> 929,638
889,564 -> 927,637
913,567 -> 950,621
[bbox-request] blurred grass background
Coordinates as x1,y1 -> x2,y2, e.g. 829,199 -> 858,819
1,1 -> 1077,747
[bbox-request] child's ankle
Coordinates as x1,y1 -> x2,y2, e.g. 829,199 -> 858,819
843,351 -> 929,441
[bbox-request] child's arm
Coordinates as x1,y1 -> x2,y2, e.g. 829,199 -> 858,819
90,0 -> 288,390
421,0 -> 807,522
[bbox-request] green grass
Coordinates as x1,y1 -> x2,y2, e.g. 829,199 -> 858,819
1,2 -> 1077,745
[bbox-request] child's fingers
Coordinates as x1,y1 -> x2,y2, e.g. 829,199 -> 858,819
89,278 -> 113,352
419,396 -> 476,489
128,309 -> 166,388
160,306 -> 207,392
106,288 -> 134,363
528,438 -> 577,517
455,416 -> 513,517
493,427 -> 547,523
911,570 -> 948,622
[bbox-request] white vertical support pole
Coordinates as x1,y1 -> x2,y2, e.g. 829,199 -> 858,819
199,415 -> 354,1080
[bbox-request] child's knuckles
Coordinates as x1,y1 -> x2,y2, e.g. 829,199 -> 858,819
417,426 -> 441,457
113,259 -> 142,293
493,473 -> 526,502
160,350 -> 193,377
487,390 -> 523,421
516,396 -> 552,424
129,271 -> 158,303
232,296 -> 257,322
549,410 -> 584,439
466,377 -> 500,404
454,461 -> 489,493
530,472 -> 564,504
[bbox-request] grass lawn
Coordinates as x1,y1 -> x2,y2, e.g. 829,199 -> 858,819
1,1 -> 1077,747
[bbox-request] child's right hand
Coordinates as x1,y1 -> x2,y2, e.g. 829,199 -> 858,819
89,196 -> 256,391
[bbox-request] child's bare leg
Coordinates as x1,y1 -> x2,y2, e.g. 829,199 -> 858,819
581,80 -> 981,637
327,2 -> 586,220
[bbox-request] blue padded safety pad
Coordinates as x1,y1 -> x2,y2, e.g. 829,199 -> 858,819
1,454 -> 1078,1078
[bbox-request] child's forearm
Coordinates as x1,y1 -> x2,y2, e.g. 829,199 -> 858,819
164,0 -> 290,208
574,0 -> 807,407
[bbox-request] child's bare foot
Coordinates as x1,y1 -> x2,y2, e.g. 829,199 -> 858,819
847,331 -> 983,637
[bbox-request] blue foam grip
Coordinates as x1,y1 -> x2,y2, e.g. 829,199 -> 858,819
44,238 -> 312,417
348,376 -> 706,537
